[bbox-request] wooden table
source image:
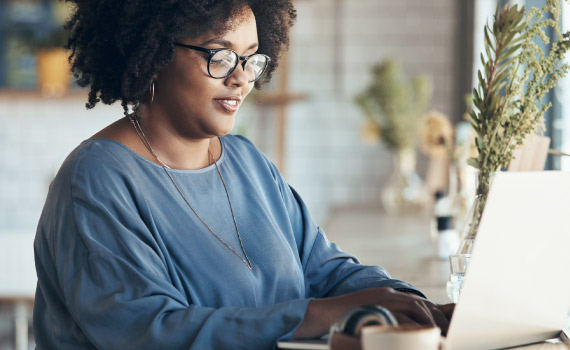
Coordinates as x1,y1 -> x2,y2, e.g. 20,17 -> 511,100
321,205 -> 570,349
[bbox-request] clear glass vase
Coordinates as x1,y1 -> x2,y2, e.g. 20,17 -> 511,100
381,148 -> 423,214
445,194 -> 483,302
447,253 -> 471,303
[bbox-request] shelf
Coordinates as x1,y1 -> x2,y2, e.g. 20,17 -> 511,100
253,92 -> 309,106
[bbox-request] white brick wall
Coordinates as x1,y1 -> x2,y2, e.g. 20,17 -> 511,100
0,97 -> 121,231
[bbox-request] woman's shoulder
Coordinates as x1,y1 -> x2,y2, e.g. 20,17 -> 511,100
53,138 -> 146,194
68,138 -> 140,171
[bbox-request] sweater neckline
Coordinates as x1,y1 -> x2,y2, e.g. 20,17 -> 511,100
87,137 -> 227,174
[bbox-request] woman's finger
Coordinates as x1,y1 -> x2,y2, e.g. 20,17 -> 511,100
407,301 -> 437,326
393,312 -> 419,326
438,303 -> 456,320
428,305 -> 450,336
376,290 -> 437,326
387,299 -> 436,326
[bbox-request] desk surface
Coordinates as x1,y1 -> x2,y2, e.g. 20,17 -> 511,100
321,205 -> 570,349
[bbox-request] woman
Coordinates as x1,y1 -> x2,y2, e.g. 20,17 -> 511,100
33,0 -> 453,349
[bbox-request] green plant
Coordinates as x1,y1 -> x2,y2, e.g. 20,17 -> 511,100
355,59 -> 432,151
465,0 -> 570,240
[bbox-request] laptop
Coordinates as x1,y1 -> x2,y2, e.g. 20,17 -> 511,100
279,171 -> 570,350
445,171 -> 570,349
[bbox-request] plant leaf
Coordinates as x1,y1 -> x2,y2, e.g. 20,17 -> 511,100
468,157 -> 480,169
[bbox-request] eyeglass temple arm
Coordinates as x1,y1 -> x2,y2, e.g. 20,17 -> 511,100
174,43 -> 211,54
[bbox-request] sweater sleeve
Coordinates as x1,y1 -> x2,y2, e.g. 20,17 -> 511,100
37,147 -> 309,350
266,161 -> 424,299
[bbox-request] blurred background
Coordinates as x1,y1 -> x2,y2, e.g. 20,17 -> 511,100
1,0 -> 570,348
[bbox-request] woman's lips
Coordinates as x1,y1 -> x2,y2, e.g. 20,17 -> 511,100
213,97 -> 241,113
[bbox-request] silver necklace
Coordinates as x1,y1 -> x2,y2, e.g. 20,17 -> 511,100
129,113 -> 253,270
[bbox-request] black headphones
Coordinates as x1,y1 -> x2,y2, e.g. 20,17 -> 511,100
331,305 -> 398,337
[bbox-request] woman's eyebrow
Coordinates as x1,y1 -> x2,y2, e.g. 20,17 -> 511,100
199,38 -> 231,46
199,38 -> 259,51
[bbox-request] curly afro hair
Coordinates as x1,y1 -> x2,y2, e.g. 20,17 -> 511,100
63,0 -> 296,114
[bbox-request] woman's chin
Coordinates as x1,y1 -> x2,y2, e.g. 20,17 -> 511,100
212,122 -> 235,137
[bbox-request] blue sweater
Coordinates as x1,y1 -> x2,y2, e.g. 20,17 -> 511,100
33,135 -> 420,349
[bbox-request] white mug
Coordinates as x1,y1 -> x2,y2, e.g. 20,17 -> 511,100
361,324 -> 441,350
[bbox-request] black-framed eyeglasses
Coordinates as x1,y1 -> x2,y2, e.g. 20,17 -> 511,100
174,42 -> 271,82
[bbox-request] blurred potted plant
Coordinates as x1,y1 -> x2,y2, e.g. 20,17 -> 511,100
355,59 -> 432,213
34,26 -> 71,97
419,110 -> 455,195
419,109 -> 480,259
419,103 -> 478,229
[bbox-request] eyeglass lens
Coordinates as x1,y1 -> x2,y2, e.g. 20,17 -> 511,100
209,50 -> 267,81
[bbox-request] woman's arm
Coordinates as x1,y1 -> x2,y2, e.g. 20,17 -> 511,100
260,153 -> 454,338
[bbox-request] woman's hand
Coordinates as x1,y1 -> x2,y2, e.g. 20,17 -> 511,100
293,287 -> 455,339
365,288 -> 454,335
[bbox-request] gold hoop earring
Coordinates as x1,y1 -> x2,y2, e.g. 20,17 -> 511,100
150,81 -> 155,104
